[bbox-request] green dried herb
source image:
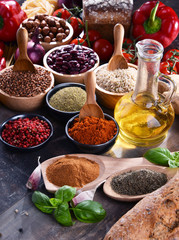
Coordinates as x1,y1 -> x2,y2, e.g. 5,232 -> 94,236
49,87 -> 86,112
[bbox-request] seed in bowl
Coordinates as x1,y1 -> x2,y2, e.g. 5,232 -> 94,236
0,66 -> 52,97
22,14 -> 70,43
47,44 -> 98,74
68,116 -> 117,145
1,117 -> 51,148
49,87 -> 87,112
96,65 -> 137,93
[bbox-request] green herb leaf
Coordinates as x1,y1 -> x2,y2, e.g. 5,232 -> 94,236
169,152 -> 179,168
32,191 -> 54,214
144,147 -> 173,166
55,185 -> 76,202
72,200 -> 106,223
54,202 -> 73,226
49,198 -> 62,206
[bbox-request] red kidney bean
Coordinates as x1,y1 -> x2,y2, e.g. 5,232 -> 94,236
47,44 -> 98,75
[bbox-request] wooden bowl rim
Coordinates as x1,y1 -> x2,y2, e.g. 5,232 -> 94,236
21,16 -> 74,46
95,62 -> 138,97
0,65 -> 54,100
43,45 -> 100,78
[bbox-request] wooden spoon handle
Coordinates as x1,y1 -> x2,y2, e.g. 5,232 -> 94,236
84,71 -> 96,104
16,27 -> 29,59
113,23 -> 124,56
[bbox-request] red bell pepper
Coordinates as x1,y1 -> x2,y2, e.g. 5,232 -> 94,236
132,1 -> 179,48
0,0 -> 27,42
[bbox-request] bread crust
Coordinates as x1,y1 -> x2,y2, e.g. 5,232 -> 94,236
104,172 -> 179,240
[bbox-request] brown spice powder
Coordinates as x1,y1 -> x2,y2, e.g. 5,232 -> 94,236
46,156 -> 100,188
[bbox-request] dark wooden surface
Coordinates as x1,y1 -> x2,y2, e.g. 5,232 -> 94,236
0,0 -> 179,239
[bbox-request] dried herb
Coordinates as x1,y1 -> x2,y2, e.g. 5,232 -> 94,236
49,87 -> 86,112
111,169 -> 168,196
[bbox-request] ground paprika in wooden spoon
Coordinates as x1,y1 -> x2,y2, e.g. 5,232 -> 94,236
13,27 -> 35,72
79,71 -> 104,121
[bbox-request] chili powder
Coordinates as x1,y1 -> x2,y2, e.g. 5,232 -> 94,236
68,116 -> 117,145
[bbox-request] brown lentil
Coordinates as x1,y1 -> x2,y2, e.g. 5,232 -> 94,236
0,67 -> 52,97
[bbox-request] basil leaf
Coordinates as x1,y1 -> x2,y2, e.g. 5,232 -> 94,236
168,152 -> 179,168
54,202 -> 73,226
49,198 -> 62,206
144,147 -> 173,166
55,185 -> 76,202
32,191 -> 53,214
72,200 -> 106,223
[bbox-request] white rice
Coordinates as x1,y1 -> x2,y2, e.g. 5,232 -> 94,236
96,65 -> 137,93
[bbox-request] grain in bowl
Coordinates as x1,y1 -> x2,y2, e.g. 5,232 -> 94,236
96,65 -> 137,93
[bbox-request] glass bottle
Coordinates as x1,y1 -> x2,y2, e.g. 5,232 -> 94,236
114,39 -> 176,147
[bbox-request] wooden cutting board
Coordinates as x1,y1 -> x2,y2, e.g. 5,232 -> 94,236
41,153 -> 178,193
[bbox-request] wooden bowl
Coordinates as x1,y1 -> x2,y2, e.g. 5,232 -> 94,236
21,17 -> 74,52
0,65 -> 54,111
43,45 -> 100,84
95,63 -> 138,109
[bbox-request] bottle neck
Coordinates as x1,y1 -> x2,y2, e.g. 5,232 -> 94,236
132,39 -> 163,107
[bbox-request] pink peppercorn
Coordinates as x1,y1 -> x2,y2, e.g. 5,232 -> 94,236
2,117 -> 51,148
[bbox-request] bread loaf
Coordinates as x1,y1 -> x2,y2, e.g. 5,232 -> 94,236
83,0 -> 133,42
104,171 -> 179,240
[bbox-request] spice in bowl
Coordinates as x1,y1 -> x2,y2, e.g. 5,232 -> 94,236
46,156 -> 100,188
110,169 -> 168,196
46,44 -> 98,75
68,116 -> 117,145
49,86 -> 86,112
96,65 -> 137,93
0,66 -> 52,97
1,116 -> 52,148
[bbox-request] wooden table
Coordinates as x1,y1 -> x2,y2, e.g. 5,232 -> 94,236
0,0 -> 179,239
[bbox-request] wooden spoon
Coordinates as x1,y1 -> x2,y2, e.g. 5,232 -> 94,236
79,71 -> 104,121
13,27 -> 35,72
107,23 -> 128,71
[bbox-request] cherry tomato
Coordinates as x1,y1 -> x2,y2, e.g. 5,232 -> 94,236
122,50 -> 137,64
160,61 -> 177,75
92,39 -> 113,62
52,8 -> 71,19
163,49 -> 179,73
83,30 -> 101,43
68,17 -> 84,38
70,38 -> 88,46
0,41 -> 5,52
123,38 -> 134,50
0,57 -> 6,71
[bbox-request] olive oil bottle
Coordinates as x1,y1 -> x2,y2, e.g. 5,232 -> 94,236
114,39 -> 176,147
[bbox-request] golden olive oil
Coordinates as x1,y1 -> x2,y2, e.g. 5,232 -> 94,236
114,92 -> 175,146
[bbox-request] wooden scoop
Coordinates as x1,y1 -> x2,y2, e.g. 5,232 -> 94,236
107,23 -> 128,71
13,27 -> 35,72
79,71 -> 104,121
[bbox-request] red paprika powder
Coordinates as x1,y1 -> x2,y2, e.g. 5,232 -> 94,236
68,116 -> 117,145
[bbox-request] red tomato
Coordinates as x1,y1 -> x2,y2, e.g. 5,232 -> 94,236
163,49 -> 179,73
160,61 -> 177,75
123,38 -> 134,50
70,38 -> 88,47
92,39 -> 113,62
122,50 -> 137,64
68,17 -> 84,38
52,8 -> 71,19
0,57 -> 6,71
0,41 -> 5,52
83,30 -> 101,42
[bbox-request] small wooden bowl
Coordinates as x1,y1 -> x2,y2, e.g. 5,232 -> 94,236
0,65 -> 54,111
43,45 -> 100,84
95,63 -> 138,109
21,17 -> 74,52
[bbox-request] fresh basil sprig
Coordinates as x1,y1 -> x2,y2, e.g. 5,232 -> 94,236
144,147 -> 179,168
32,185 -> 106,226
